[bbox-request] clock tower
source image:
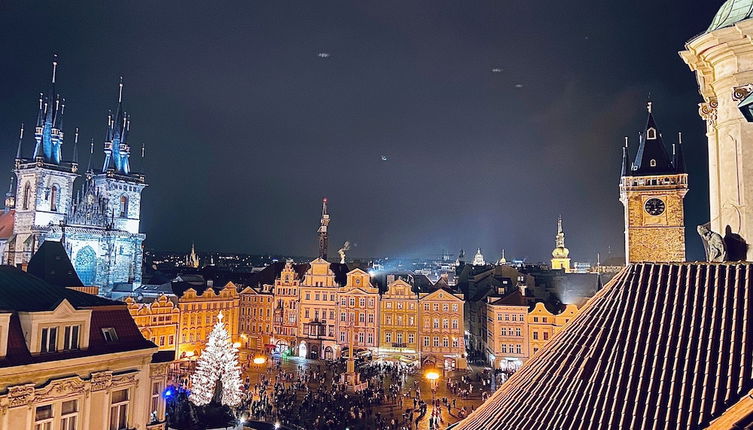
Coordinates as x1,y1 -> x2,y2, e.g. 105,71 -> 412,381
620,103 -> 688,263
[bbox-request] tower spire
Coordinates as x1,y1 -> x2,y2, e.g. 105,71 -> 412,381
632,102 -> 673,175
621,136 -> 629,176
72,127 -> 79,165
673,131 -> 686,174
86,138 -> 94,175
318,197 -> 330,260
15,123 -> 24,160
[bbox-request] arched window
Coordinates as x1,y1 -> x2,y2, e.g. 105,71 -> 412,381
647,128 -> 657,140
119,195 -> 128,218
650,159 -> 657,167
50,185 -> 58,212
22,183 -> 31,210
74,246 -> 97,285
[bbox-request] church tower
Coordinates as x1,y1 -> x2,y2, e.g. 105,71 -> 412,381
92,78 -> 146,235
551,215 -> 572,271
318,197 -> 329,260
10,55 -> 78,265
620,103 -> 688,264
681,1 -> 753,260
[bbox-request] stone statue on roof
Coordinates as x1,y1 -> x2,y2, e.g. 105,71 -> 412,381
697,225 -> 726,262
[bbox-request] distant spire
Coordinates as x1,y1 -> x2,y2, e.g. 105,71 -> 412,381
555,215 -> 566,249
4,175 -> 16,211
674,131 -> 686,174
72,128 -> 79,164
102,77 -> 131,175
318,197 -> 330,260
51,53 -> 58,84
621,136 -> 629,176
86,138 -> 94,175
15,123 -> 24,159
118,76 -> 124,103
647,100 -> 652,114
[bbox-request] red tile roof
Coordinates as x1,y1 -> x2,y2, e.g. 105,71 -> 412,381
0,210 -> 14,240
457,263 -> 753,430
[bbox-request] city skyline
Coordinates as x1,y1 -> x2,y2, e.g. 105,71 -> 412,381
0,1 -> 719,261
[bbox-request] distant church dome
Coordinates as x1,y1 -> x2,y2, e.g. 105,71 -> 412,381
707,0 -> 753,33
552,246 -> 570,259
472,248 -> 486,266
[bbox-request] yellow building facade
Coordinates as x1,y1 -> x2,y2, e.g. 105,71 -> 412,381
298,258 -> 338,360
527,302 -> 578,356
485,290 -> 529,371
418,288 -> 467,370
271,261 -> 300,354
336,269 -> 380,354
125,294 -> 180,355
177,282 -> 239,358
239,284 -> 274,357
379,279 -> 420,362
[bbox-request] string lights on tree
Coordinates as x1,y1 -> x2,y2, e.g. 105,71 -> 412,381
189,311 -> 243,407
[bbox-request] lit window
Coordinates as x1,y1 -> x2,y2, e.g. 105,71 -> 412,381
150,382 -> 161,420
650,159 -> 657,167
110,389 -> 129,430
647,128 -> 656,140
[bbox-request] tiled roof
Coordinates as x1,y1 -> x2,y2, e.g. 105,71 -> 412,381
0,210 -> 14,240
457,263 -> 753,430
0,266 -> 154,367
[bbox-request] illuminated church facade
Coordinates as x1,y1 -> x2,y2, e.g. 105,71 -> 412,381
2,57 -> 146,296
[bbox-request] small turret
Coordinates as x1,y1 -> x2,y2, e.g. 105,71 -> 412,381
102,77 -> 132,175
32,55 -> 65,165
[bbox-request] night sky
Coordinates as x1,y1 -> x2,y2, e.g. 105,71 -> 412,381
0,1 -> 723,262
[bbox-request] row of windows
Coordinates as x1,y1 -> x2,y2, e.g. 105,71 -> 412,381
384,332 -> 415,345
241,307 -> 271,317
339,331 -> 374,344
422,318 -> 459,330
421,336 -> 459,349
500,327 -> 522,337
150,334 -> 175,347
532,331 -> 550,341
303,308 -> 335,321
40,325 -> 80,353
497,313 -> 526,322
304,292 -> 337,301
340,312 -> 375,324
384,315 -> 415,326
500,343 -> 523,354
340,297 -> 375,307
182,302 -> 234,311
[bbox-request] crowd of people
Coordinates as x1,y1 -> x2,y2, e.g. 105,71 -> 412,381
171,356 -> 502,430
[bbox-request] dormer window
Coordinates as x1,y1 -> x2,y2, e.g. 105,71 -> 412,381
40,327 -> 58,353
650,159 -> 657,167
647,128 -> 657,140
102,327 -> 119,343
63,325 -> 80,350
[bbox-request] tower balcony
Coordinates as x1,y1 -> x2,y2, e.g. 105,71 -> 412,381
620,174 -> 688,191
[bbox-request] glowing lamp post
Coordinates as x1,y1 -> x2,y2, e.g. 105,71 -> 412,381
425,368 -> 440,404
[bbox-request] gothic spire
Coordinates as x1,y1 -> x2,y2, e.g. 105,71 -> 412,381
71,127 -> 79,165
15,123 -> 24,160
86,138 -> 94,176
102,77 -> 132,175
673,131 -> 686,174
631,102 -> 673,175
621,136 -> 629,176
32,54 -> 64,164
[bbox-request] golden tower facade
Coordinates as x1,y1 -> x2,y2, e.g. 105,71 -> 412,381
620,104 -> 688,263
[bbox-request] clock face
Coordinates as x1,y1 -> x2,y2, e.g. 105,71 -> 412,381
644,198 -> 666,216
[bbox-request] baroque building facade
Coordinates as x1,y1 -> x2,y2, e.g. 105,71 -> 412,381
4,59 -> 146,295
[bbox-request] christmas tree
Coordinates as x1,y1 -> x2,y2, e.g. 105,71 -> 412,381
189,311 -> 243,407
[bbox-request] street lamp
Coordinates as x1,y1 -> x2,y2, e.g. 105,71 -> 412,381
253,355 -> 267,366
424,368 -> 440,404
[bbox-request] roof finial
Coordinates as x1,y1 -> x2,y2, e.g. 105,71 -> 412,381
141,142 -> 145,158
51,53 -> 58,84
678,131 -> 683,144
647,101 -> 653,114
72,128 -> 79,164
624,136 -> 628,148
86,137 -> 94,174
118,76 -> 124,103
